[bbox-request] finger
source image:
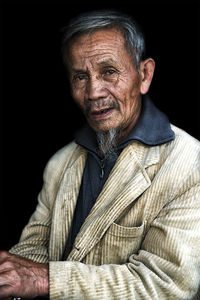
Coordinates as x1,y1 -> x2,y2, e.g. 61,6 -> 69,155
0,251 -> 10,263
0,261 -> 15,274
0,251 -> 9,257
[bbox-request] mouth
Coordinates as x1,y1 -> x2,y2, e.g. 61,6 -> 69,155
90,107 -> 115,120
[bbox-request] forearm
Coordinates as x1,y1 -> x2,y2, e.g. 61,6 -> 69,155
49,259 -> 198,300
9,235 -> 49,264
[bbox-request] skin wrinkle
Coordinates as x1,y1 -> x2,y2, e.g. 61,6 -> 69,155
65,28 -> 149,141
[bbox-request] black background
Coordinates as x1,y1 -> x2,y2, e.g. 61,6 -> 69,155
1,0 -> 200,250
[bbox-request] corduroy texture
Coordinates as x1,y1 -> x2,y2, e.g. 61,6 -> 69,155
10,125 -> 200,299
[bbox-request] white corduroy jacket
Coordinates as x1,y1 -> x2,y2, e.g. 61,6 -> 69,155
10,125 -> 200,299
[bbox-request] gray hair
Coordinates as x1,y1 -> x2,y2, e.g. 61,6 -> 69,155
61,10 -> 146,70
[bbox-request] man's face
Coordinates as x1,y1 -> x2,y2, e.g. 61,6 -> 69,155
65,28 -> 144,138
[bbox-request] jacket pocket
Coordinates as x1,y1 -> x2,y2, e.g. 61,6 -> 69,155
100,222 -> 145,264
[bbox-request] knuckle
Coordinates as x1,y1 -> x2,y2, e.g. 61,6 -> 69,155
9,268 -> 18,277
0,250 -> 9,259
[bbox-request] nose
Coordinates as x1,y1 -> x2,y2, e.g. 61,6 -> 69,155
86,76 -> 108,101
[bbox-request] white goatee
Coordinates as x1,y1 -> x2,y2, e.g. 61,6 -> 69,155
96,128 -> 122,160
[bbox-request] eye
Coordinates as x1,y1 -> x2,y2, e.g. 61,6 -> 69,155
105,69 -> 116,75
102,68 -> 118,82
74,74 -> 87,81
71,73 -> 88,88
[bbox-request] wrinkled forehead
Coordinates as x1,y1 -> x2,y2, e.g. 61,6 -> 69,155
65,27 -> 126,51
64,28 -> 130,68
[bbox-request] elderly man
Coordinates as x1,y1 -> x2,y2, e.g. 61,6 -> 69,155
0,10 -> 200,300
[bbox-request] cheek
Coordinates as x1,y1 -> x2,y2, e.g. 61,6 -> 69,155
115,81 -> 141,117
71,88 -> 85,109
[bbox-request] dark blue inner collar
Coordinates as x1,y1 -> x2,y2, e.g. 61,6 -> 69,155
75,96 -> 175,155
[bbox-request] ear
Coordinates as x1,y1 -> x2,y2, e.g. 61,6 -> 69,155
139,58 -> 155,95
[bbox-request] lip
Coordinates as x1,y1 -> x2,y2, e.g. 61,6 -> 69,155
90,107 -> 115,120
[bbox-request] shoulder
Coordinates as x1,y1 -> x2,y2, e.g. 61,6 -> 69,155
158,125 -> 200,194
43,141 -> 85,185
169,124 -> 200,166
172,124 -> 200,146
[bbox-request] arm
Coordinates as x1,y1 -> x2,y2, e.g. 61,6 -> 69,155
0,143 -> 77,299
8,143 -> 76,262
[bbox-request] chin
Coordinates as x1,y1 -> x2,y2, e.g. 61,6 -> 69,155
90,122 -> 119,133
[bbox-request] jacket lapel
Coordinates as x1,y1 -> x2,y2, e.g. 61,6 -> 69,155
67,143 -> 160,262
49,147 -> 87,261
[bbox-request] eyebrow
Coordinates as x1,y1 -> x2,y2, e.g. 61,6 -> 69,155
97,58 -> 118,67
71,69 -> 88,74
70,58 -> 119,75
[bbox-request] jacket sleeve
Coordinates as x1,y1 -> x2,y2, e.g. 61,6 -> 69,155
49,173 -> 200,299
9,143 -> 77,263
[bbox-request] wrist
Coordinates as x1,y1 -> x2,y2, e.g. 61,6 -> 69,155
36,263 -> 49,297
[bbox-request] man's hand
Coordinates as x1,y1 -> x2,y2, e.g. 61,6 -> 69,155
0,251 -> 49,299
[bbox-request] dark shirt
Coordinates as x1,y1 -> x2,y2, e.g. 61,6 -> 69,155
71,96 -> 175,248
